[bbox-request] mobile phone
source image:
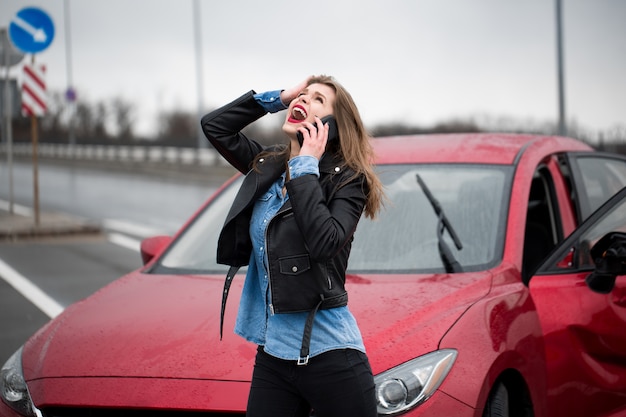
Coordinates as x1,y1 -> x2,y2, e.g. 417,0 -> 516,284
296,115 -> 339,147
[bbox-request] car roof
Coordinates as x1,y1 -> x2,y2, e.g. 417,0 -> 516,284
371,133 -> 593,165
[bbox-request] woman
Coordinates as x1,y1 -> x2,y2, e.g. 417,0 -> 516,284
201,75 -> 383,417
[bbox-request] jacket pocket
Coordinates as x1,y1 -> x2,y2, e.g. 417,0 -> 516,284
278,254 -> 311,276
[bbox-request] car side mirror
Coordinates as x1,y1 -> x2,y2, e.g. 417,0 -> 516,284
140,235 -> 173,265
586,232 -> 626,294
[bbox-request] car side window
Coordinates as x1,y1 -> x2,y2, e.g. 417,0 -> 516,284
538,187 -> 626,275
522,166 -> 562,279
568,154 -> 626,221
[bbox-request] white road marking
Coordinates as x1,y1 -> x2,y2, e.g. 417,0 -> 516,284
0,224 -> 150,320
107,232 -> 141,252
0,258 -> 64,319
0,200 -> 65,317
103,219 -> 169,252
0,202 -> 160,313
102,218 -> 165,238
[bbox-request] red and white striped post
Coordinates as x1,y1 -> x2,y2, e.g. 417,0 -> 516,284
21,60 -> 46,226
22,63 -> 46,117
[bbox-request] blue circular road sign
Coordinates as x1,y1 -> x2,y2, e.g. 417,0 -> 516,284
65,87 -> 77,102
9,7 -> 55,54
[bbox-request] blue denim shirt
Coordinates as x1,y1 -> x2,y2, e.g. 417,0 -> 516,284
231,91 -> 366,360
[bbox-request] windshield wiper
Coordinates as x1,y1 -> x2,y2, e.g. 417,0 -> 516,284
416,174 -> 463,273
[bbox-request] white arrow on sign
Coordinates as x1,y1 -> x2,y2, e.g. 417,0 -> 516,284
11,15 -> 48,43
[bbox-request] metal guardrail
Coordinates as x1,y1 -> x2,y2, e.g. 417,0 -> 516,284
0,143 -> 231,167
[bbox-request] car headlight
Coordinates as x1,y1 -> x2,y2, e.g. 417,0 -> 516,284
374,349 -> 457,415
1,347 -> 40,417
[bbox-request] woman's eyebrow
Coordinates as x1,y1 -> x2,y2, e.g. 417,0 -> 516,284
311,91 -> 327,100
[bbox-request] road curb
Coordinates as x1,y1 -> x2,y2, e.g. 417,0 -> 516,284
0,210 -> 101,241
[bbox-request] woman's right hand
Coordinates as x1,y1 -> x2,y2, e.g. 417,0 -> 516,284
280,76 -> 313,105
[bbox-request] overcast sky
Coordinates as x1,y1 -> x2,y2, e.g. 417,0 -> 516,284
1,0 -> 625,139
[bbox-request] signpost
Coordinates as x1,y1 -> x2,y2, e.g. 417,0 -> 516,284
8,7 -> 55,227
1,28 -> 25,216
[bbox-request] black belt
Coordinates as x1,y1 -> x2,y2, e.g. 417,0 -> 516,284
298,295 -> 324,365
220,265 -> 240,340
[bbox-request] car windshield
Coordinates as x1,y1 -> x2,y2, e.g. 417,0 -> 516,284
153,164 -> 511,275
350,164 -> 510,273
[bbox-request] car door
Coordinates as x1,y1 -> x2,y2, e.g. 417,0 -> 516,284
529,187 -> 626,417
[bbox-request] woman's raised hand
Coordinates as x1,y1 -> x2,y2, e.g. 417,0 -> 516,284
280,76 -> 313,105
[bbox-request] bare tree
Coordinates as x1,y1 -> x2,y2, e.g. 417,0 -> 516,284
111,97 -> 135,142
74,100 -> 95,142
40,91 -> 68,143
157,110 -> 196,146
93,101 -> 108,140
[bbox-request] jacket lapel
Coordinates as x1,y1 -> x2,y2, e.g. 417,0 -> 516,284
223,153 -> 286,226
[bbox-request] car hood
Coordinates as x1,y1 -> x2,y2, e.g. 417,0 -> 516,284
23,269 -> 491,382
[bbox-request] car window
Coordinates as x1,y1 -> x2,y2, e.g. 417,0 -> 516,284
348,164 -> 511,273
538,187 -> 626,274
570,155 -> 626,220
153,165 -> 511,275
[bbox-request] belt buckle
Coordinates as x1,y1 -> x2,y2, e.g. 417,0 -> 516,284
297,355 -> 310,366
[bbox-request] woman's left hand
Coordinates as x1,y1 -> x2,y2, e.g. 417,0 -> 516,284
297,116 -> 329,160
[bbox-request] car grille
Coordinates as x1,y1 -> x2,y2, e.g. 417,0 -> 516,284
41,409 -> 244,417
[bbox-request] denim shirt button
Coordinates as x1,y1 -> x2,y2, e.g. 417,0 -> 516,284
292,266 -> 298,273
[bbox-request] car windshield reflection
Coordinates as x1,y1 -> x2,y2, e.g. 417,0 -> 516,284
151,164 -> 511,275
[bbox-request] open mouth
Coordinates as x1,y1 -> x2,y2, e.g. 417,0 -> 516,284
288,105 -> 307,123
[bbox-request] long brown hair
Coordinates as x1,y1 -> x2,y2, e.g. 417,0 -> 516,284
313,75 -> 383,219
255,75 -> 384,219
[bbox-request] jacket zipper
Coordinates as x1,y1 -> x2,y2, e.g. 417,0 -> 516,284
322,263 -> 332,290
265,205 -> 293,315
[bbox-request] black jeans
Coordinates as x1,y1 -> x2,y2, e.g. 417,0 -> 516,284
247,347 -> 377,417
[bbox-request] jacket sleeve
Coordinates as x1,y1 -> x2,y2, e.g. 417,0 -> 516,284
200,90 -> 267,174
286,172 -> 367,262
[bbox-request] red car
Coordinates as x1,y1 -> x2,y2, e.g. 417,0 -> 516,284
3,133 -> 626,417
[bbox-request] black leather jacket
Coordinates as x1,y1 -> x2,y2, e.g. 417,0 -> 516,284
201,91 -> 367,316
